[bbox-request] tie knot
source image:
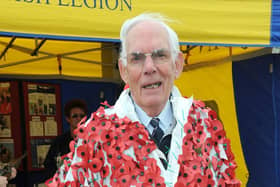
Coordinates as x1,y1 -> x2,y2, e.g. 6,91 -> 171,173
150,118 -> 160,128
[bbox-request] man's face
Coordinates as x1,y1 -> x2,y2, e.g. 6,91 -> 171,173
66,107 -> 86,136
119,21 -> 183,117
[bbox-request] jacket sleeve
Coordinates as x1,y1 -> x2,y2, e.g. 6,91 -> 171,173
43,139 -> 59,182
190,99 -> 241,186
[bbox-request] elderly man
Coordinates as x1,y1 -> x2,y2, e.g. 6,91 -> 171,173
46,13 -> 240,187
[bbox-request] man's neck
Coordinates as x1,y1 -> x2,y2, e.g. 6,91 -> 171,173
141,104 -> 165,117
133,96 -> 174,135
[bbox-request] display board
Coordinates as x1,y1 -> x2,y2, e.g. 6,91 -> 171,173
0,81 -> 24,171
22,82 -> 62,171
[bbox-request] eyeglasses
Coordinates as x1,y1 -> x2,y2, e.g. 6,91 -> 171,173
126,49 -> 172,66
71,113 -> 86,119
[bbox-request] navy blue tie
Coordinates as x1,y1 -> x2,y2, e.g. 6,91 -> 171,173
150,118 -> 164,146
149,118 -> 172,169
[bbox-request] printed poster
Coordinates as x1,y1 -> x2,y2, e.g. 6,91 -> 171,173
28,84 -> 56,116
0,115 -> 12,137
0,82 -> 11,114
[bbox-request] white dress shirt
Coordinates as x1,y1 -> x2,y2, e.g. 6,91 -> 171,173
133,98 -> 176,136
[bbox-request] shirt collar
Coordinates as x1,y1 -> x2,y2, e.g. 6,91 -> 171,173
158,100 -> 173,132
132,96 -> 173,133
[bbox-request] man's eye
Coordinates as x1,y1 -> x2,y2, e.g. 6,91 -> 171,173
154,51 -> 167,58
132,54 -> 142,60
130,54 -> 144,62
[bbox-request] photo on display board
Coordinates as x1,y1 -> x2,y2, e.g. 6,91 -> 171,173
0,115 -> 11,137
30,139 -> 52,168
0,82 -> 12,115
28,84 -> 56,116
0,139 -> 14,163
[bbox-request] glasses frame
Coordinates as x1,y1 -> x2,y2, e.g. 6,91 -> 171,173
126,48 -> 174,67
71,113 -> 86,119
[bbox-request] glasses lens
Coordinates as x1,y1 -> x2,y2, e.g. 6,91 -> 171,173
71,114 -> 85,118
152,49 -> 170,64
128,52 -> 146,65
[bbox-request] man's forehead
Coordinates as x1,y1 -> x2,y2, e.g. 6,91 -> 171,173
126,21 -> 170,52
127,20 -> 167,37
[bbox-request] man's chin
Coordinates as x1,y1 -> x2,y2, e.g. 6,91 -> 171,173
141,97 -> 165,108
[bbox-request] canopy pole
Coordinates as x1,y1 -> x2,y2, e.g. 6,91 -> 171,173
57,55 -> 62,75
31,39 -> 47,56
0,36 -> 16,60
180,45 -> 197,65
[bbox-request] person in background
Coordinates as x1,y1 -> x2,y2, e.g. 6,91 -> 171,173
0,168 -> 16,187
0,176 -> 7,187
46,13 -> 241,186
43,99 -> 87,181
0,144 -> 17,187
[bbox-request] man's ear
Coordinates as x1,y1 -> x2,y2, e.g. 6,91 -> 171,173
174,52 -> 184,79
118,59 -> 128,83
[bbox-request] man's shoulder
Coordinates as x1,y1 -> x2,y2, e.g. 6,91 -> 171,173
192,99 -> 206,108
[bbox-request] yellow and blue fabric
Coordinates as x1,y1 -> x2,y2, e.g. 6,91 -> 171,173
233,54 -> 280,187
271,0 -> 280,46
0,0 -> 279,46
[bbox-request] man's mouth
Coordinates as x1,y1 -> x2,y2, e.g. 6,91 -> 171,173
143,82 -> 161,89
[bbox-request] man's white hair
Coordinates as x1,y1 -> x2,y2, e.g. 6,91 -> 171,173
119,13 -> 180,66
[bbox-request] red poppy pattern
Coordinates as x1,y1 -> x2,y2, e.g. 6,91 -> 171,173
46,100 -> 241,187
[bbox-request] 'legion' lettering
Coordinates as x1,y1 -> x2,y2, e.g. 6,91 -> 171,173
15,0 -> 132,11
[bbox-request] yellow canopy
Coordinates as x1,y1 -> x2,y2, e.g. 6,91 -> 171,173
0,36 -> 266,80
0,37 -> 120,80
0,0 -> 272,45
0,0 -> 273,80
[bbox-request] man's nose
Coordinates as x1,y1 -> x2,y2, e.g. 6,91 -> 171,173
143,55 -> 156,73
